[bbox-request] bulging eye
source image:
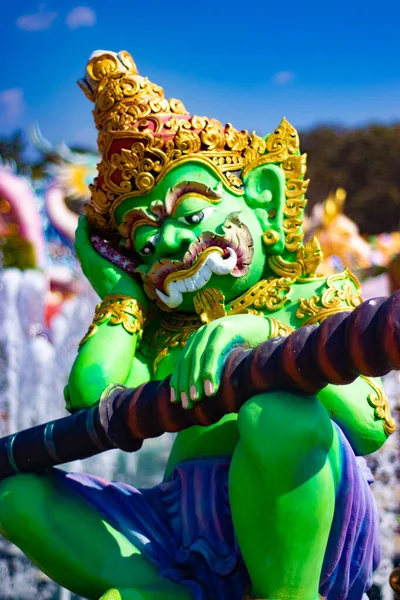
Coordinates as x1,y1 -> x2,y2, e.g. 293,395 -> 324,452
184,211 -> 204,225
140,242 -> 155,256
138,233 -> 159,257
178,207 -> 213,225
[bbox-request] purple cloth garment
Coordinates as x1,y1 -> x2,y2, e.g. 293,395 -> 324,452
319,427 -> 381,599
52,424 -> 380,600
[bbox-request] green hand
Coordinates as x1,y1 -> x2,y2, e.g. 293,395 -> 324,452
75,216 -> 147,306
170,314 -> 272,409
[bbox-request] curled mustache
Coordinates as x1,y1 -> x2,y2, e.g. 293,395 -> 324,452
138,213 -> 254,306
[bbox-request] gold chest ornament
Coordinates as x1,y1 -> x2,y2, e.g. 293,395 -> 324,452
146,278 -> 295,373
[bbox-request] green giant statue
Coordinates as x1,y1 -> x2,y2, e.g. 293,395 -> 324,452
0,50 -> 395,600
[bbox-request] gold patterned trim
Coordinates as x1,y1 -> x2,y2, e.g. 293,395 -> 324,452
79,294 -> 147,348
295,268 -> 362,326
360,376 -> 396,436
227,277 -> 293,315
268,237 -> 323,281
149,312 -> 201,373
268,317 -> 294,338
243,119 -> 308,254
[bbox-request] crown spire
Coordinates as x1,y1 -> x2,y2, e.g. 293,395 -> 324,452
78,50 -> 188,133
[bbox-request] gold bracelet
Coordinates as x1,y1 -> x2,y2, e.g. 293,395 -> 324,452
79,294 -> 147,348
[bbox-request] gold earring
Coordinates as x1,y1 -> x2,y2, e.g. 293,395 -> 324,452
262,229 -> 280,246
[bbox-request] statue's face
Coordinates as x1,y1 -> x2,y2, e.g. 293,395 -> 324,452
115,161 -> 268,312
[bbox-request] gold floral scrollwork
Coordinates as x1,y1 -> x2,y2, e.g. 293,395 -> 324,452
268,317 -> 294,338
360,376 -> 396,436
264,119 -> 299,162
267,237 -> 323,281
150,313 -> 202,373
296,268 -> 362,326
227,277 -> 293,315
79,294 -> 147,348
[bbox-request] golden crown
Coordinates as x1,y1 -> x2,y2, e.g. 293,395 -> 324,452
79,50 -> 308,254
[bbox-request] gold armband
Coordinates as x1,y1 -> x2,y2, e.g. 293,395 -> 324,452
79,294 -> 147,348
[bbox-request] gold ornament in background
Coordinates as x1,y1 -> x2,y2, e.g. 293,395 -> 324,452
322,187 -> 347,226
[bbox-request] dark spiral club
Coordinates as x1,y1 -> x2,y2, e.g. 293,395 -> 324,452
0,292 -> 399,480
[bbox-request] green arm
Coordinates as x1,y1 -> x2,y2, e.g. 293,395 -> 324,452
67,318 -> 140,410
317,376 -> 392,456
67,215 -> 150,410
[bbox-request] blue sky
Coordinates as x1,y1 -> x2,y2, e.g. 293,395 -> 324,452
0,1 -> 399,151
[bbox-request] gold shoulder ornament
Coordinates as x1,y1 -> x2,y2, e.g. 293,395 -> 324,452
295,268 -> 362,326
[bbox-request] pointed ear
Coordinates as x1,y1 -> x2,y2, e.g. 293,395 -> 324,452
243,163 -> 286,255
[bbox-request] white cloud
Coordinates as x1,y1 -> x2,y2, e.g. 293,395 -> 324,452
16,4 -> 57,32
272,71 -> 295,85
66,6 -> 96,29
0,88 -> 25,123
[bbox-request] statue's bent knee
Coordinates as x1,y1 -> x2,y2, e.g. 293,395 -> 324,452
237,390 -> 334,469
0,473 -> 48,536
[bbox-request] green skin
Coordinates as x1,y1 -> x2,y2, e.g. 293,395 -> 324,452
0,160 -> 389,600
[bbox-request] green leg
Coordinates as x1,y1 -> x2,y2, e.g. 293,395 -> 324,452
229,390 -> 342,600
0,473 -> 192,600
